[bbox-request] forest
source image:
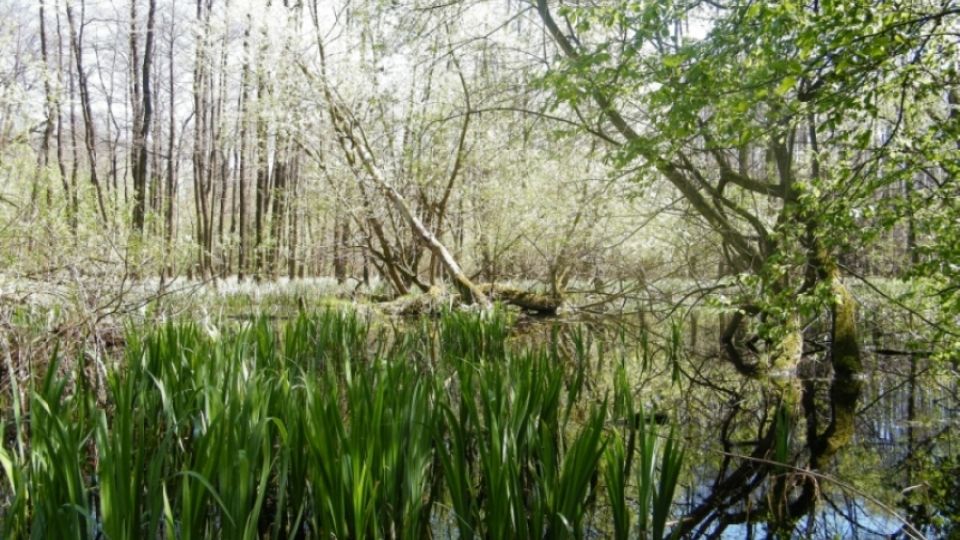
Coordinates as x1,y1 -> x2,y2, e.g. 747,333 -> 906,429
0,0 -> 958,538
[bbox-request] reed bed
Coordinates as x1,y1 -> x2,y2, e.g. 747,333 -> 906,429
0,308 -> 683,539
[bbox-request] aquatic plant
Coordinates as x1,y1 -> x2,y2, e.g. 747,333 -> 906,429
0,308 -> 685,538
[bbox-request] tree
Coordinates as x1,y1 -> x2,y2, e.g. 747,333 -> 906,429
531,0 -> 958,533
131,0 -> 158,233
306,42 -> 491,305
65,0 -> 109,224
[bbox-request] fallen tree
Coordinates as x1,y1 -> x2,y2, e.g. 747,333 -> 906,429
380,284 -> 562,316
302,27 -> 491,309
478,284 -> 563,315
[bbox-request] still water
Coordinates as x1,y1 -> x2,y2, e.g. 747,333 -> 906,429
512,311 -> 957,539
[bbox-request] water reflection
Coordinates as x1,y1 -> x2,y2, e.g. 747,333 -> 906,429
513,311 -> 956,539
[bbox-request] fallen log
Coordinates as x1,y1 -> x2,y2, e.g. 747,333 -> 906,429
377,284 -> 563,316
478,284 -> 563,315
379,286 -> 454,316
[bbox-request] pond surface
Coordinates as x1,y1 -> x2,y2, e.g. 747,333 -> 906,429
512,311 -> 957,539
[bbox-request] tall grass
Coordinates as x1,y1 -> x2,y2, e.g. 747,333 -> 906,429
0,308 -> 685,538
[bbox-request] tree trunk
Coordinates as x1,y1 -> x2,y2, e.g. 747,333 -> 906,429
164,0 -> 177,276
235,15 -> 252,280
330,104 -> 489,306
214,23 -> 229,276
67,21 -> 81,234
37,0 -> 57,208
478,284 -> 562,314
254,72 -> 269,281
192,0 -> 213,276
287,157 -> 300,280
132,0 -> 157,233
53,0 -> 74,233
333,206 -> 346,284
268,146 -> 288,278
66,0 -> 109,224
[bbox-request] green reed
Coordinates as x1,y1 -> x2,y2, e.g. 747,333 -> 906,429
0,307 -> 684,539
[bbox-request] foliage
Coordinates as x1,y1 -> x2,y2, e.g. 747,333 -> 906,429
0,308 -> 686,538
537,0 -> 960,341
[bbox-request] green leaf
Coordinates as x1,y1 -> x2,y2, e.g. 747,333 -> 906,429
775,76 -> 797,96
662,55 -> 683,68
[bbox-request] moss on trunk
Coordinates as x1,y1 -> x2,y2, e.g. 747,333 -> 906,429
768,314 -> 803,411
812,273 -> 862,467
478,284 -> 563,315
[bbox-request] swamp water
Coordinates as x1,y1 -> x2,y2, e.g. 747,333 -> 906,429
515,310 -> 957,539
0,307 -> 956,539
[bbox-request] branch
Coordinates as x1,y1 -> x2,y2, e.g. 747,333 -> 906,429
533,0 -> 762,269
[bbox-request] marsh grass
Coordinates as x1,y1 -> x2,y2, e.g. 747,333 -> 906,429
0,308 -> 684,539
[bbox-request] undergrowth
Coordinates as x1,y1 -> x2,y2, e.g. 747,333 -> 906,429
0,308 -> 684,539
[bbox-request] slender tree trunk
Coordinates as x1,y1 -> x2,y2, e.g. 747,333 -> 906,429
164,0 -> 177,275
149,86 -> 163,233
132,0 -> 158,233
192,0 -> 213,276
355,181 -> 410,295
55,0 -> 78,234
903,176 -> 922,470
37,0 -> 57,208
67,25 -> 81,233
429,56 -> 471,284
101,91 -> 115,211
268,145 -> 287,278
333,204 -> 346,283
66,0 -> 109,224
53,0 -> 73,231
288,158 -> 300,279
213,17 -> 229,275
254,71 -> 269,281
236,17 -> 252,280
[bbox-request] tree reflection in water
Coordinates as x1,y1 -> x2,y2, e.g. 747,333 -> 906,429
520,309 -> 955,539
